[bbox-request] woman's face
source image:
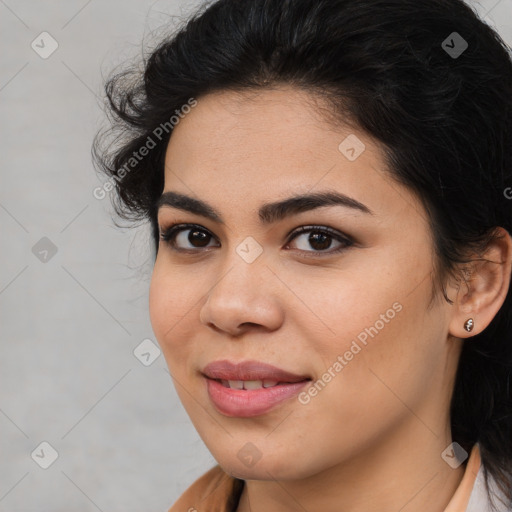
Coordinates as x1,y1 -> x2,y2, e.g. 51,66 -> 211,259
149,86 -> 461,480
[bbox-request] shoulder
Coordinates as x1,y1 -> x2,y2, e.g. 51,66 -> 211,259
168,464 -> 243,512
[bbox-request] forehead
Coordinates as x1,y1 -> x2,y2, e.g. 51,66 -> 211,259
166,86 -> 354,152
161,86 -> 423,230
165,87 -> 382,183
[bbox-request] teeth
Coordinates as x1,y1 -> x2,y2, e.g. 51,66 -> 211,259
228,380 -> 244,390
220,379 -> 281,389
244,380 -> 263,390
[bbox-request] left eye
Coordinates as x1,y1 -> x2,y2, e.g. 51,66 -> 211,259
159,223 -> 353,255
285,225 -> 353,255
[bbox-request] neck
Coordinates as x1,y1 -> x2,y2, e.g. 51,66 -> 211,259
235,422 -> 466,512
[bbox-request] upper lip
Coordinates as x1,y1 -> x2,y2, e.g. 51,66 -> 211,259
202,360 -> 311,383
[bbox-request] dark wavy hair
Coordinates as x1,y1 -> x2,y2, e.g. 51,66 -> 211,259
93,0 -> 512,507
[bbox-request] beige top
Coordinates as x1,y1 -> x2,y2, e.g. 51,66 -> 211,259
168,444 -> 508,512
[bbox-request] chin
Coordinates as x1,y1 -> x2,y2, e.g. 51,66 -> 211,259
215,451 -> 312,482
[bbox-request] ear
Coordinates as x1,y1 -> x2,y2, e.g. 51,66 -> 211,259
448,227 -> 512,339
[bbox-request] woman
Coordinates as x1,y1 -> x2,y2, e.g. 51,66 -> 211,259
93,0 -> 512,510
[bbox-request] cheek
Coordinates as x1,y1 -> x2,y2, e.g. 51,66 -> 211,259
148,258 -> 199,365
291,266 -> 403,348
300,263 -> 439,400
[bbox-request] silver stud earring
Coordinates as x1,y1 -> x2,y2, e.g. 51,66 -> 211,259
464,318 -> 474,332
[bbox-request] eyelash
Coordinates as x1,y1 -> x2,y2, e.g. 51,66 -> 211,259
158,223 -> 354,257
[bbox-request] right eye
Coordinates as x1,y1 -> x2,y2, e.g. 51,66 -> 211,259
159,223 -> 219,252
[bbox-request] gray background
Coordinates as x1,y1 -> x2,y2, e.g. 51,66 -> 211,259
0,1 -> 511,511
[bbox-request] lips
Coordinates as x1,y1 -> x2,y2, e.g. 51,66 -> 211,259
202,359 -> 310,384
202,360 -> 312,417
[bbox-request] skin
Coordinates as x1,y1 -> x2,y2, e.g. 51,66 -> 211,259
148,85 -> 512,512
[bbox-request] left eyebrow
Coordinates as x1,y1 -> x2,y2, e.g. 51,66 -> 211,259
155,190 -> 373,225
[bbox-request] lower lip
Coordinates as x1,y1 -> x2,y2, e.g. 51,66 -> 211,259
205,377 -> 310,417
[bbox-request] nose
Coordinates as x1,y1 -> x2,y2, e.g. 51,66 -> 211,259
199,253 -> 284,337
